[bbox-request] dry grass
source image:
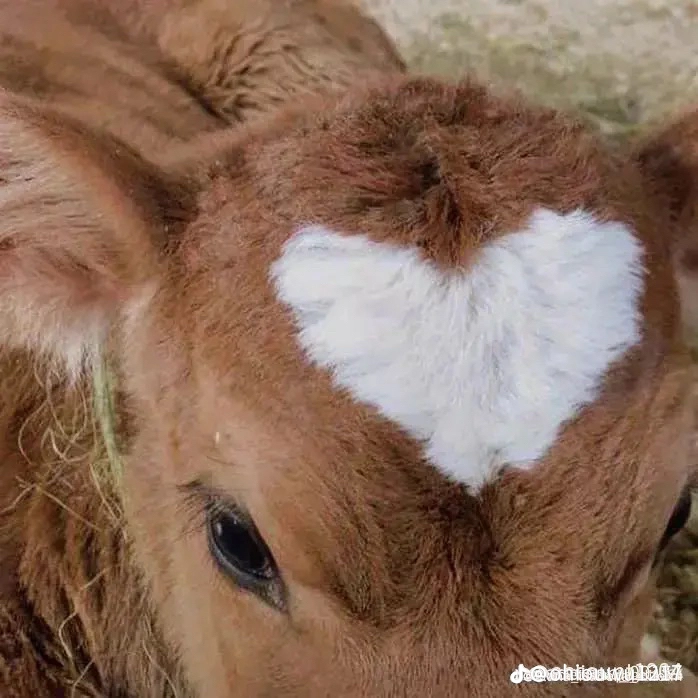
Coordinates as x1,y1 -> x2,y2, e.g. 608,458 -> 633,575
652,506 -> 698,673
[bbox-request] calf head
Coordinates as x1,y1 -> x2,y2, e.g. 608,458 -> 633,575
0,80 -> 696,697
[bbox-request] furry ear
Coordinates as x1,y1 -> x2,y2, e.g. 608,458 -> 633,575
635,109 -> 698,341
0,92 -> 184,374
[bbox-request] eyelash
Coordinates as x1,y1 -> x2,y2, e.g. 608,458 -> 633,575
177,480 -> 227,540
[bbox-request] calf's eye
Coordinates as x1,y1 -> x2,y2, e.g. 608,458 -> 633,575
207,506 -> 284,607
658,489 -> 692,553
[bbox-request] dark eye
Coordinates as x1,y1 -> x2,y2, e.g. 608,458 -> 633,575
658,489 -> 692,553
207,507 -> 285,608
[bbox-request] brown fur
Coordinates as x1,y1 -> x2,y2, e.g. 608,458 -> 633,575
634,108 -> 698,341
0,3 -> 696,697
0,0 -> 404,159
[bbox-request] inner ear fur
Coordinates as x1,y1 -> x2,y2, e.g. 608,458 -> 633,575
0,90 -> 196,370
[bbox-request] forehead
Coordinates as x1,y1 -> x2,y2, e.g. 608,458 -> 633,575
271,211 -> 644,489
182,77 -> 682,480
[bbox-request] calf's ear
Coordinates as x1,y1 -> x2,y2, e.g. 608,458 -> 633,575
635,108 -> 698,344
0,92 -> 189,374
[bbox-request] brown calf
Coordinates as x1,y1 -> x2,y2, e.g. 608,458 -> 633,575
0,3 -> 697,698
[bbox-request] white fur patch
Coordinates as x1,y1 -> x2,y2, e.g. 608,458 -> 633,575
270,208 -> 644,489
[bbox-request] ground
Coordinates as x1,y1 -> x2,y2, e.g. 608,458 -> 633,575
361,0 -> 698,674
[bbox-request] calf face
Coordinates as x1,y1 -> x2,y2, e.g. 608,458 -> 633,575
0,79 -> 695,697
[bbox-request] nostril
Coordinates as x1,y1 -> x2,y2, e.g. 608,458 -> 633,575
658,489 -> 692,554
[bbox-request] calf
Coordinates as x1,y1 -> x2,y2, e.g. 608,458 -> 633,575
0,6 -> 697,698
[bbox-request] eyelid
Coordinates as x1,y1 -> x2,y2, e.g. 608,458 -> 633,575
177,478 -> 243,541
178,478 -> 253,526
